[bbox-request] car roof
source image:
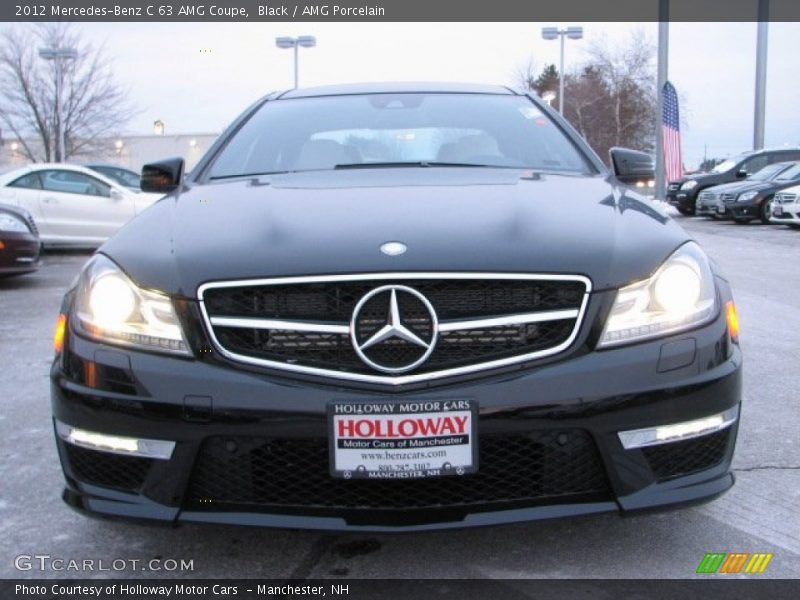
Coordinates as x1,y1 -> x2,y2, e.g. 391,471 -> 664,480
0,163 -> 123,189
752,147 -> 800,156
83,163 -> 137,172
278,81 -> 517,99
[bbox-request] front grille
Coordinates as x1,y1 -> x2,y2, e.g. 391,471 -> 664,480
204,279 -> 585,321
64,444 -> 152,491
698,191 -> 715,202
720,193 -> 737,204
214,320 -> 575,375
201,276 -> 588,381
642,430 -> 731,481
186,430 -> 611,512
775,193 -> 797,204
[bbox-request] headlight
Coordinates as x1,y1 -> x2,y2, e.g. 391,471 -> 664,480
0,212 -> 30,233
736,190 -> 758,202
680,180 -> 698,191
599,242 -> 717,347
73,254 -> 189,355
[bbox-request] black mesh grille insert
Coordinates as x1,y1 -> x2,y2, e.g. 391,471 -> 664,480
205,279 -> 585,321
204,278 -> 586,376
215,320 -> 574,374
186,430 -> 610,511
642,429 -> 731,481
64,444 -> 152,491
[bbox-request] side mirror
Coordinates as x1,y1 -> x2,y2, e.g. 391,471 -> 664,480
735,169 -> 748,179
141,157 -> 184,193
609,147 -> 655,186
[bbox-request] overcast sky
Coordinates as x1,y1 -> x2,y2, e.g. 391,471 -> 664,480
68,21 -> 800,169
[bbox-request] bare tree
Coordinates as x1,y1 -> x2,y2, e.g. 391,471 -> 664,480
511,30 -> 658,163
0,23 -> 136,162
514,57 -> 559,100
562,66 -> 614,151
583,29 -> 656,156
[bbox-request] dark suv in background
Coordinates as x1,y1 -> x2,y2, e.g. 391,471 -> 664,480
667,147 -> 800,215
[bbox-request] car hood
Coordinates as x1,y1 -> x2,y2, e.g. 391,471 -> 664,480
132,191 -> 165,212
674,172 -> 722,186
703,180 -> 774,195
100,168 -> 690,298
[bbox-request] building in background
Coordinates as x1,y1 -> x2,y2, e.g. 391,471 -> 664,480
0,133 -> 219,173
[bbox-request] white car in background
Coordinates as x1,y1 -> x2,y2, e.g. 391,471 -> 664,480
0,164 -> 162,246
772,183 -> 800,228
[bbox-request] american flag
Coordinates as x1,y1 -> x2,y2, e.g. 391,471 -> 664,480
662,81 -> 683,182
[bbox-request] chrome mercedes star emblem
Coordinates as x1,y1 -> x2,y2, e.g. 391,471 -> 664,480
380,241 -> 407,256
350,285 -> 438,373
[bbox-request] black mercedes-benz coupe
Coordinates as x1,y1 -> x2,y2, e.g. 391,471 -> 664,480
51,83 -> 742,531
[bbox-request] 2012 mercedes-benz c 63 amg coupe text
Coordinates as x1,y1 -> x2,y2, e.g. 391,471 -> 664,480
51,83 -> 742,531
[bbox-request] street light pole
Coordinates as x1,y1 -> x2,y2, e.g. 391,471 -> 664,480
559,34 -> 565,114
541,26 -> 583,114
293,43 -> 299,89
753,0 -> 769,150
38,47 -> 77,162
275,36 -> 317,89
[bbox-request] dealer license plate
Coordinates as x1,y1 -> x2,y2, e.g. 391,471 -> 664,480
329,399 -> 478,480
717,206 -> 726,215
773,205 -> 783,216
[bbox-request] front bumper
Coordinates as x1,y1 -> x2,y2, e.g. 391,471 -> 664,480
772,202 -> 800,224
51,282 -> 742,532
729,200 -> 762,221
666,187 -> 695,210
696,199 -> 728,218
0,232 -> 41,276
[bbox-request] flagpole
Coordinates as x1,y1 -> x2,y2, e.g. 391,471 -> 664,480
654,0 -> 669,201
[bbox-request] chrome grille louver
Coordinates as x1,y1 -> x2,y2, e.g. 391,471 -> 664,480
198,273 -> 591,385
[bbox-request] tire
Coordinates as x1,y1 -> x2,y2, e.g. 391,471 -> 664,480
677,206 -> 694,216
759,197 -> 773,224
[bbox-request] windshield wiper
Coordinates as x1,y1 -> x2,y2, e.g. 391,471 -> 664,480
334,161 -> 507,170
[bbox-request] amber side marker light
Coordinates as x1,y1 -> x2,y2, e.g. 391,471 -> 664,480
54,314 -> 67,353
725,301 -> 739,342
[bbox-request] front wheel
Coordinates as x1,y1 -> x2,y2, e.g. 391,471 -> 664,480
677,206 -> 695,216
759,198 -> 773,224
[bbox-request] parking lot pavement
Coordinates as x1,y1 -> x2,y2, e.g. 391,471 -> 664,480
1,215 -> 798,580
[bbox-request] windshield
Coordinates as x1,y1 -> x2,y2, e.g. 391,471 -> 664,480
94,166 -> 140,187
749,163 -> 788,181
208,93 -> 592,179
775,164 -> 800,181
711,156 -> 746,173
